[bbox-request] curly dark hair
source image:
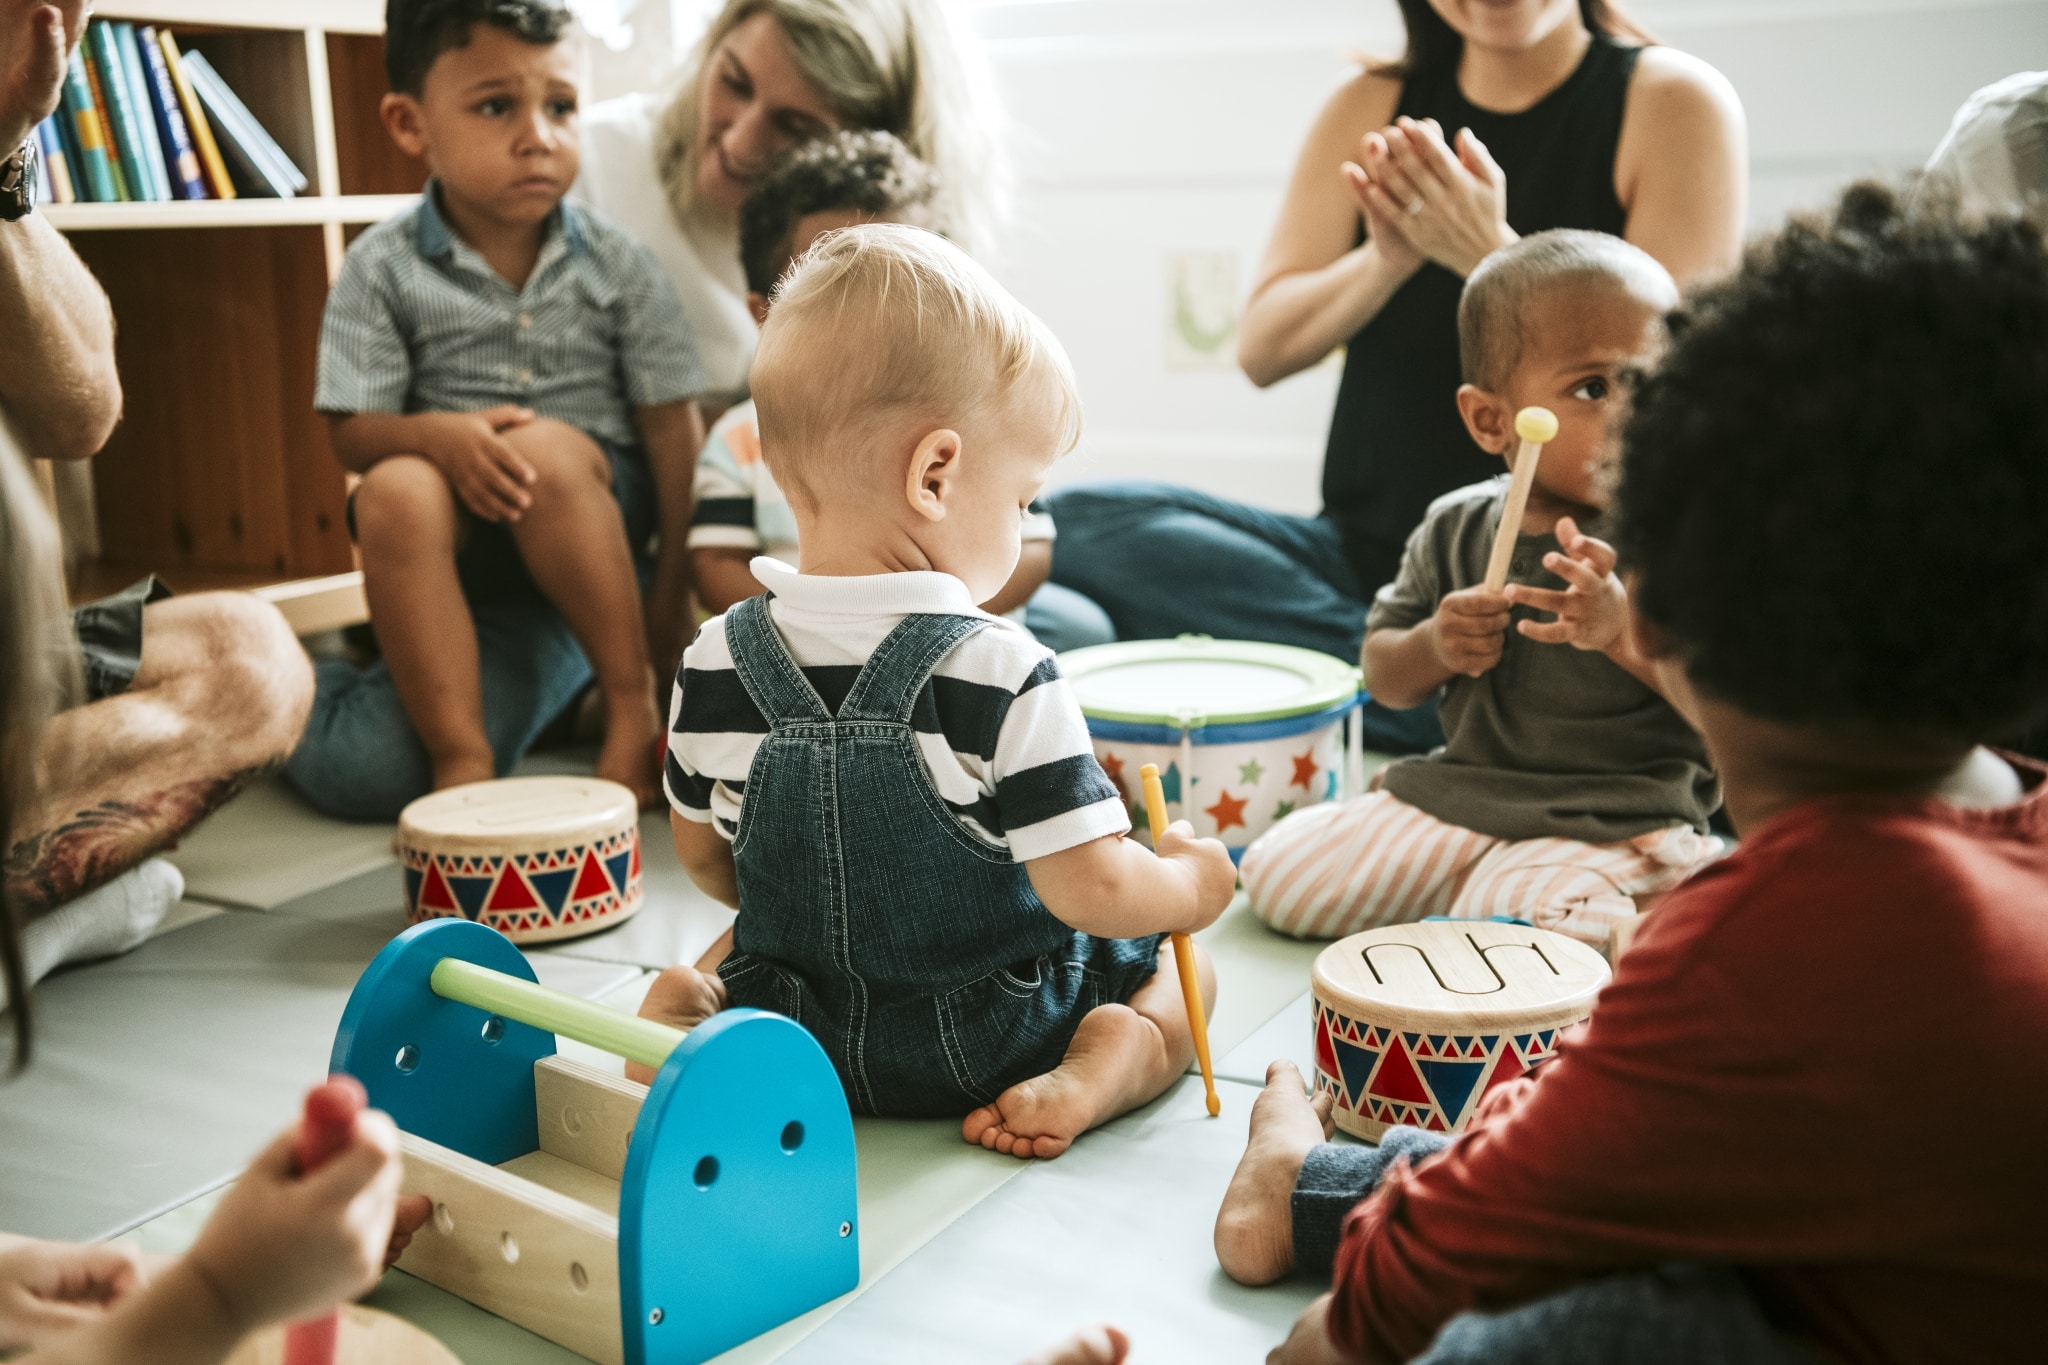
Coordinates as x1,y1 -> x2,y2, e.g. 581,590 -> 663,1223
739,130 -> 941,297
384,0 -> 570,96
1615,182 -> 2048,742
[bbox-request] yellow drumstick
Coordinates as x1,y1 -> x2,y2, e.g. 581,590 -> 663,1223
1482,406 -> 1559,594
1140,762 -> 1220,1117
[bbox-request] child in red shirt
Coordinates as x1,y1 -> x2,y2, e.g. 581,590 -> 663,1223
1213,183 -> 2048,1365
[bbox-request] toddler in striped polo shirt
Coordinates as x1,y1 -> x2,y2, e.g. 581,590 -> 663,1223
635,224 -> 1237,1157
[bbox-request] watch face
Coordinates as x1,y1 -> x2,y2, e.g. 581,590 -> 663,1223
0,140 -> 33,219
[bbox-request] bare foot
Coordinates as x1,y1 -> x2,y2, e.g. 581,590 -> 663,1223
431,751 -> 494,791
961,1004 -> 1172,1160
1017,1325 -> 1130,1365
596,692 -> 663,808
1214,1059 -> 1334,1286
625,965 -> 728,1083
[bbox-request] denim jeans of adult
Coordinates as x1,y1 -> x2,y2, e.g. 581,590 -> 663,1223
1292,1130 -> 1823,1365
1022,580 -> 1116,654
1044,481 -> 1443,754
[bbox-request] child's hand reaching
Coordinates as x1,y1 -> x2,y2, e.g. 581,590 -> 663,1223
183,1105 -> 407,1334
422,405 -> 538,523
1428,586 -> 1511,677
0,1236 -> 148,1352
1505,517 -> 1628,654
1154,820 -> 1237,934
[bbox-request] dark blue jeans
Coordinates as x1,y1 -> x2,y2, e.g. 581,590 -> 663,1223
1045,482 -> 1442,754
715,597 -> 1162,1117
1294,1130 -> 1822,1364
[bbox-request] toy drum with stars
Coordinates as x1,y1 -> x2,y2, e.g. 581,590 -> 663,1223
397,776 -> 642,944
1310,921 -> 1611,1140
1060,637 -> 1362,858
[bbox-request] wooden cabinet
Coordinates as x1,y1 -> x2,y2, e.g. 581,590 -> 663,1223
57,0 -> 426,631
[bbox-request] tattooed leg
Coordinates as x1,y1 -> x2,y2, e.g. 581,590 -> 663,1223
13,592 -> 312,917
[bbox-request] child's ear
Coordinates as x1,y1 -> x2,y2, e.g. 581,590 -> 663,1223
1456,384 -> 1513,456
380,93 -> 430,160
746,292 -> 772,328
904,428 -> 963,524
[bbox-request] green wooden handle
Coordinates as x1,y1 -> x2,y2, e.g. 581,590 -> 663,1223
429,958 -> 685,1071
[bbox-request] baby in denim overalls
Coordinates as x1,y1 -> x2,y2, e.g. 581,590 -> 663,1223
636,223 -> 1238,1159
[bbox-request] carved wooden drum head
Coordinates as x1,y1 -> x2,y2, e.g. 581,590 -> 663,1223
1310,921 -> 1610,1140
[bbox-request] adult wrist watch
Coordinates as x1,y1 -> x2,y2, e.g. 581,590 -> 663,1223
0,137 -> 38,222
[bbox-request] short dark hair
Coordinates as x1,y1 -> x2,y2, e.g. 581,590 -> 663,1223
739,131 -> 941,297
1615,182 -> 2048,742
1457,229 -> 1676,389
383,0 -> 570,97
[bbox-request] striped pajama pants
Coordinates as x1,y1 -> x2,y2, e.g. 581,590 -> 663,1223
1240,790 -> 1721,950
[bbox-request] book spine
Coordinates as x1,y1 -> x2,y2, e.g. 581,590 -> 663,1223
182,51 -> 305,197
136,26 -> 207,199
31,125 -> 50,201
61,49 -> 118,202
158,30 -> 233,201
36,119 -> 75,203
80,31 -> 132,201
111,23 -> 172,201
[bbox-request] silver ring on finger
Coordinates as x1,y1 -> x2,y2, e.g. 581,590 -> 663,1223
1405,197 -> 1424,216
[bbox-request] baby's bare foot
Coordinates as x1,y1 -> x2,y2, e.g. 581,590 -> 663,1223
596,693 -> 663,809
625,965 -> 727,1083
961,1004 -> 1166,1160
1016,1325 -> 1130,1365
1214,1059 -> 1334,1286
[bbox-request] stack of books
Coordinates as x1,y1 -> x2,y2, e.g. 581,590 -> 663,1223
32,20 -> 310,204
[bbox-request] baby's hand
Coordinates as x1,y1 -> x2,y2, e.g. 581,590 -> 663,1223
184,1105 -> 405,1334
0,1236 -> 147,1351
1428,586 -> 1510,677
1505,517 -> 1628,653
422,405 -> 538,524
1154,820 -> 1236,934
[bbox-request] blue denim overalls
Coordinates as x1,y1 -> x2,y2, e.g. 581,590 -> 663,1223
716,595 -> 1163,1117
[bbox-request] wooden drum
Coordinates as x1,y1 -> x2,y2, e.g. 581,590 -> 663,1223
398,777 -> 642,944
1310,921 -> 1610,1140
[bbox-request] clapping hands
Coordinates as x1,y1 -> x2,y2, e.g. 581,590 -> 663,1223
1341,116 -> 1517,278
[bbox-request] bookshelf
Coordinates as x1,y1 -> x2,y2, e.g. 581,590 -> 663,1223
54,0 -> 426,632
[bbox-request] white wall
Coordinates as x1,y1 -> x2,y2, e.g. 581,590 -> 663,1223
578,0 -> 2048,513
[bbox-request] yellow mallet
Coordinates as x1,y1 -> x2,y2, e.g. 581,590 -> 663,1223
1483,405 -> 1559,594
1140,762 -> 1220,1117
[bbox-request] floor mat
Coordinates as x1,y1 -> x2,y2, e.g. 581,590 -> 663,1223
779,1075 -> 1322,1364
169,776 -> 397,910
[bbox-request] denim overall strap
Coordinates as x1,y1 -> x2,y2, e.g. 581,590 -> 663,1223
837,612 -> 991,724
723,594 -> 831,726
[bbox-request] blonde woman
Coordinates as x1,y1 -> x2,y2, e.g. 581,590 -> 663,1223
575,0 -> 1006,411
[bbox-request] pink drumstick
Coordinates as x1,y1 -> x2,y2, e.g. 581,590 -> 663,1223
282,1075 -> 368,1365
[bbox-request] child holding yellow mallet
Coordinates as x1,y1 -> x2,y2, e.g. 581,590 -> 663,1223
637,225 -> 1235,1158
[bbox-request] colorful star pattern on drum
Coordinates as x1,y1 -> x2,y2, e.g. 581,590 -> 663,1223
1204,789 -> 1248,833
1290,750 -> 1320,790
1309,999 -> 1580,1137
402,827 -> 642,941
1238,758 -> 1265,785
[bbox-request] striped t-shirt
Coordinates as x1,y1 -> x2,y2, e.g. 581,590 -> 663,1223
664,558 -> 1129,862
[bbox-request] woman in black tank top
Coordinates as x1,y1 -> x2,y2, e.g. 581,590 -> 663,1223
1047,0 -> 1742,750
1325,33 -> 1639,593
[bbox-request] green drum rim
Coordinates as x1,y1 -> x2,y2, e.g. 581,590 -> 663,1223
1058,636 -> 1363,728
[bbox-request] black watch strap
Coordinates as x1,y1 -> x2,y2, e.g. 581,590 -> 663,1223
0,138 -> 38,222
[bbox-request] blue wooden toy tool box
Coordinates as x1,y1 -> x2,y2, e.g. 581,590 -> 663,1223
331,919 -> 860,1363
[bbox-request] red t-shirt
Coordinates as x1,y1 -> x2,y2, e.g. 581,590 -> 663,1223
1328,755 -> 2048,1365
